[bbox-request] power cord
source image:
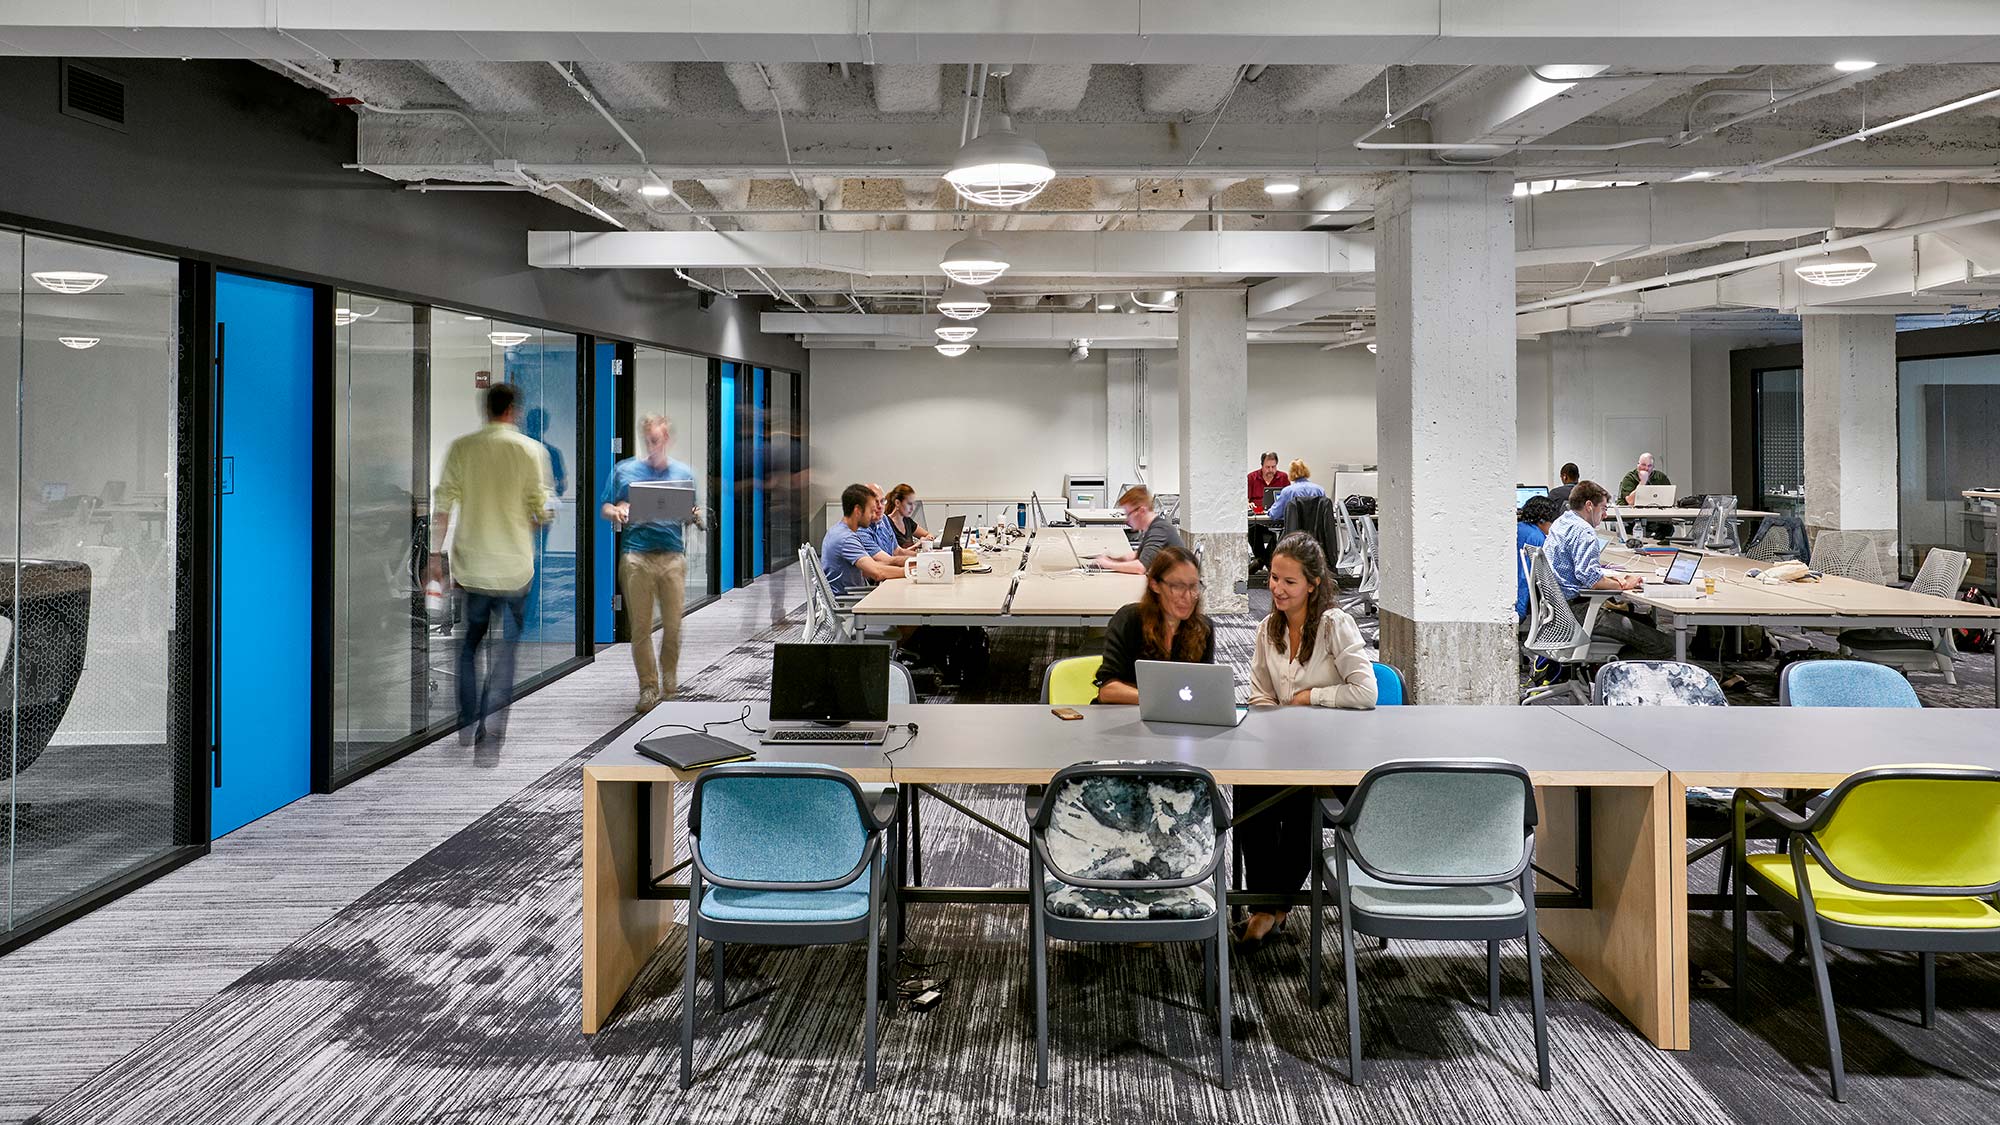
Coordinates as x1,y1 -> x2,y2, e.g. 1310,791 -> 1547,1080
884,722 -> 918,787
639,705 -> 768,741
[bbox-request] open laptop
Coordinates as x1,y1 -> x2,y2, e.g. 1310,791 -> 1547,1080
1261,485 -> 1283,512
1515,485 -> 1547,507
1136,661 -> 1248,727
1640,549 -> 1705,599
628,479 -> 696,523
760,642 -> 891,745
932,514 -> 965,549
1629,484 -> 1677,508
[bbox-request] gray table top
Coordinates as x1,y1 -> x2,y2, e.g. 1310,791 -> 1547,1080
588,702 -> 1663,786
1556,706 -> 2000,781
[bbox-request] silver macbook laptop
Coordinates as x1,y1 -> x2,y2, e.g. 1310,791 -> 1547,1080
1136,661 -> 1247,727
628,479 -> 696,523
1641,549 -> 1705,599
1629,484 -> 1676,508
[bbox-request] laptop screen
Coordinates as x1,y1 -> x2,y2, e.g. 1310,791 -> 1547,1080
1515,486 -> 1547,507
1665,551 -> 1701,585
935,515 -> 965,549
770,643 -> 891,723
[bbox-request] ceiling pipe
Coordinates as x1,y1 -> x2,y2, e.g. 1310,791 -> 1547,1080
1527,64 -> 1766,84
1715,85 -> 2000,182
1514,205 -> 2000,314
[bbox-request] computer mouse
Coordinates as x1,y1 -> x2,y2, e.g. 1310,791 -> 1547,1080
1745,568 -> 1760,578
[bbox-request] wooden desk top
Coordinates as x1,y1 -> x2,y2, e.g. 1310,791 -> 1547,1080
588,702 -> 1665,788
1604,549 -> 2000,620
1964,490 -> 2000,502
1557,707 -> 2000,787
851,571 -> 1015,615
1026,526 -> 1131,570
1008,570 -> 1144,615
1609,506 -> 1774,520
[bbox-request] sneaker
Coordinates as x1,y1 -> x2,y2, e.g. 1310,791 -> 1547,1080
636,688 -> 660,713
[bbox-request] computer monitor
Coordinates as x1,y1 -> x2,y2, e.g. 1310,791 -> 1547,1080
769,643 -> 890,725
1516,485 -> 1548,507
1261,486 -> 1283,511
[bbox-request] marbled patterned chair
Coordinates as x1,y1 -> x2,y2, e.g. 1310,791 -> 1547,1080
1027,761 -> 1233,1089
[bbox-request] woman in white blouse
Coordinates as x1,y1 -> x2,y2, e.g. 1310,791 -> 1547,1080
1237,532 -> 1377,948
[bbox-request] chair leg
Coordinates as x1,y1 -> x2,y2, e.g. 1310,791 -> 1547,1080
1309,852 -> 1324,1007
1732,852 -> 1749,1017
1525,884 -> 1551,1092
863,857 -> 882,1092
680,886 -> 701,1090
1920,951 -> 1936,1030
1487,940 -> 1502,1015
1800,912 -> 1846,1102
1031,869 -> 1050,1090
1340,912 -> 1363,1086
910,790 -> 924,887
712,942 -> 726,1008
1217,926 -> 1235,1090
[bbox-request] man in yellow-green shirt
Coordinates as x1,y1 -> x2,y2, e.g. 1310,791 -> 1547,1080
427,383 -> 554,747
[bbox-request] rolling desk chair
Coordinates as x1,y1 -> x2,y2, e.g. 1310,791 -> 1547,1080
0,559 -> 92,784
1837,547 -> 1970,684
1519,547 -> 1620,705
1780,658 -> 1922,708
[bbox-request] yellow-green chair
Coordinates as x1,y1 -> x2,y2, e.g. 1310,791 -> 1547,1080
1732,766 -> 2000,1101
1041,655 -> 1103,706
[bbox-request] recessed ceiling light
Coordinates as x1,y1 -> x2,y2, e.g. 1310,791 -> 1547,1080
1793,244 -> 1878,287
943,115 -> 1055,207
1265,177 -> 1301,195
1674,170 -> 1716,181
935,319 -> 978,343
463,315 -> 484,321
640,183 -> 673,198
1833,59 -> 1877,72
937,284 -> 991,321
58,336 -> 100,350
1094,295 -> 1118,312
940,233 -> 1009,285
934,343 -> 971,357
1366,342 -> 1379,355
31,271 -> 108,294
488,331 -> 533,347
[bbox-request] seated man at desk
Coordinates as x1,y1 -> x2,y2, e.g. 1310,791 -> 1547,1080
821,483 -> 910,595
1545,482 -> 1672,657
864,483 -> 919,561
1246,451 -> 1289,573
1086,485 -> 1185,574
1617,451 -> 1671,505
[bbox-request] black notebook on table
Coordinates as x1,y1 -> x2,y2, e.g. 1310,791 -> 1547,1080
635,732 -> 756,771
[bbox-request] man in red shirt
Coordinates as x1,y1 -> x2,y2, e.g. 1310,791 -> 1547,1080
1247,451 -> 1289,575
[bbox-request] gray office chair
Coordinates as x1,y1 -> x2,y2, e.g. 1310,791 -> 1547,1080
1837,547 -> 1969,684
1519,546 -> 1620,705
1809,531 -> 1886,585
799,544 -> 866,643
1310,759 -> 1549,1089
1332,497 -> 1367,577
1675,495 -> 1741,554
1028,761 -> 1234,1090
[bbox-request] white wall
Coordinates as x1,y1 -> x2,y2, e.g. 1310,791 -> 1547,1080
1246,344 -> 1379,479
1533,328 -> 1696,495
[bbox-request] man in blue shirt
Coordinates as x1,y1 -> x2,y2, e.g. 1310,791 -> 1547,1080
1515,495 -> 1561,618
1543,480 -> 1673,657
863,483 -> 918,561
601,413 -> 705,712
822,483 -> 910,595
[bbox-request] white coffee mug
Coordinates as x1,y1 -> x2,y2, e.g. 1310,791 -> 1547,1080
904,550 -> 954,584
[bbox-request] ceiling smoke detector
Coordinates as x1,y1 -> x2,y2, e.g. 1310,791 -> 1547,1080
1793,244 -> 1877,287
488,331 -> 533,348
934,319 -> 978,343
935,342 -> 971,357
58,336 -> 100,350
943,115 -> 1056,207
31,271 -> 108,294
939,233 -> 1009,285
936,284 -> 991,321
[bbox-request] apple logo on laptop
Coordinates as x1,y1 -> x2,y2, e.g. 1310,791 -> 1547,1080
1178,685 -> 1194,702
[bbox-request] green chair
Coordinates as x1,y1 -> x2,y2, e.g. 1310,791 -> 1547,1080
1732,766 -> 2000,1101
1041,655 -> 1104,706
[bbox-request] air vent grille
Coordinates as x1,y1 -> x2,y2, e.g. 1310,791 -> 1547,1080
60,62 -> 126,131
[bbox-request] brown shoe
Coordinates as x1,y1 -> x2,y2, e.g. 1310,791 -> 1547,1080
635,688 -> 660,713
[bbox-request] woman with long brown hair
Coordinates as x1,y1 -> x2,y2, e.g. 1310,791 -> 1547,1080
1091,546 -> 1212,704
1238,532 -> 1376,948
881,483 -> 930,549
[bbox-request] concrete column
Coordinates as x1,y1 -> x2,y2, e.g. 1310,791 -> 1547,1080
1375,172 -> 1518,703
1802,314 -> 1899,575
1177,289 -> 1249,613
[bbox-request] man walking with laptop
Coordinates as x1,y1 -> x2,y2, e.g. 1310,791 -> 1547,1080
602,413 -> 705,712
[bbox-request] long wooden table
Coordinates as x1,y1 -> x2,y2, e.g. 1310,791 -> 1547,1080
583,702 -> 1681,1050
1604,547 -> 2000,703
1606,505 -> 1773,545
850,528 -> 1141,626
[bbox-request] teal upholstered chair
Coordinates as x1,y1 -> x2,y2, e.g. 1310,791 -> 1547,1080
1780,659 -> 1921,708
682,763 -> 900,1090
1310,759 -> 1549,1089
1028,761 -> 1234,1089
1370,662 -> 1405,706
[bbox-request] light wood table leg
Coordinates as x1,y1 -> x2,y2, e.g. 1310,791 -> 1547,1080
583,774 -> 676,1034
1539,777 -> 1687,1050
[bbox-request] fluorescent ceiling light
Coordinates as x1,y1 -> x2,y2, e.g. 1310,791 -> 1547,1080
939,233 -> 1009,285
936,284 -> 991,321
934,343 -> 971,357
464,315 -> 484,321
1129,290 -> 1178,311
58,336 -> 100,350
943,115 -> 1055,207
934,319 -> 978,343
1264,177 -> 1301,195
639,183 -> 673,198
31,271 -> 108,294
488,330 -> 533,347
1833,59 -> 1877,72
1674,170 -> 1716,181
1793,244 -> 1877,287
1094,295 -> 1118,312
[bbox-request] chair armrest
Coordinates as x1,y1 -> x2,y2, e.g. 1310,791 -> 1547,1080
1576,588 -> 1618,632
1735,789 -> 1812,832
1316,792 -> 1348,828
865,787 -> 901,832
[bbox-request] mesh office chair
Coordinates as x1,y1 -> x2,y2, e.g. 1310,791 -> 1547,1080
1310,760 -> 1550,1089
798,544 -> 864,643
1028,762 -> 1234,1089
1352,513 -> 1381,613
681,764 -> 901,1090
1519,546 -> 1620,705
1837,548 -> 1969,684
1809,531 -> 1886,584
1780,658 -> 1923,707
1731,767 -> 2000,1101
1332,497 -> 1368,577
1676,495 -> 1742,554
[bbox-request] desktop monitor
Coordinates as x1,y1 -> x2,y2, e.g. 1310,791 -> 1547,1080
770,642 -> 890,725
1516,485 -> 1548,507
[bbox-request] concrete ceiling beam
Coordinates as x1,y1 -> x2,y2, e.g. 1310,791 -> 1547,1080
871,64 -> 943,113
1429,66 -> 1662,146
1004,64 -> 1095,112
418,61 -> 564,114
1271,65 -> 1383,113
576,62 -> 677,112
1141,64 -> 1243,115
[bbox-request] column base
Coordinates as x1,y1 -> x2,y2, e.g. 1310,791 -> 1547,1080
1377,610 -> 1517,704
1186,530 -> 1250,615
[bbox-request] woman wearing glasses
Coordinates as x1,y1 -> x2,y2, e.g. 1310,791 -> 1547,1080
1091,546 -> 1212,704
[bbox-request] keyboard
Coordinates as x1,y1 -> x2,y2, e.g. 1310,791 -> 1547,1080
761,728 -> 886,745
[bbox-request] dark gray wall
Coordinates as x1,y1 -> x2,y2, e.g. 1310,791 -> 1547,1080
0,57 -> 806,371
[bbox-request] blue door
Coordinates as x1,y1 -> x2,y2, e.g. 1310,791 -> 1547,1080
212,273 -> 316,837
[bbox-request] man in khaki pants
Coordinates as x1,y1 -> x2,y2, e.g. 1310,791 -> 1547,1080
601,413 -> 704,711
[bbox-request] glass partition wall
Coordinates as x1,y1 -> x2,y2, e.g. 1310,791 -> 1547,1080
1899,352 -> 2000,586
630,345 -> 712,607
0,230 -> 187,941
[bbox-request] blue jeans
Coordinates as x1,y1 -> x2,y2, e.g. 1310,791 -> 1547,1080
458,588 -> 526,736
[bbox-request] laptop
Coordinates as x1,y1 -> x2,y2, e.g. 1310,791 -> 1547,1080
759,642 -> 891,745
628,479 -> 696,523
1640,549 -> 1705,599
1515,485 -> 1547,507
1136,661 -> 1247,727
1629,484 -> 1676,508
933,514 -> 965,550
1261,486 -> 1283,512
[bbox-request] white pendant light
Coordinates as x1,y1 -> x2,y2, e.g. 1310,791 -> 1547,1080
943,115 -> 1055,207
31,271 -> 108,294
934,319 -> 978,343
58,336 -> 100,350
934,343 -> 971,357
1264,177 -> 1301,195
940,234 -> 1009,285
936,284 -> 991,321
1793,245 -> 1877,287
488,330 -> 533,347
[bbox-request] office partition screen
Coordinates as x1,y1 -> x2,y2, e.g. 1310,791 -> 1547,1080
0,230 -> 187,938
1899,352 -> 2000,583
